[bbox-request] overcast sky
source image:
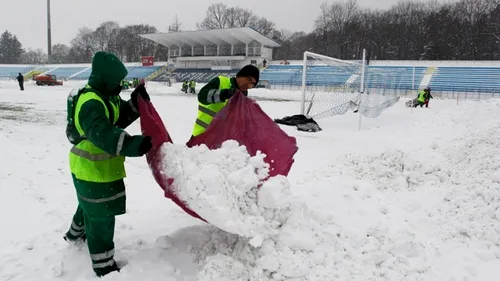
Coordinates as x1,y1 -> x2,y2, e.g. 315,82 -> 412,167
2,0 -> 438,52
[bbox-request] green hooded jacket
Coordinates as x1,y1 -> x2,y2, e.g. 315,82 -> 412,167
70,51 -> 146,217
77,51 -> 144,158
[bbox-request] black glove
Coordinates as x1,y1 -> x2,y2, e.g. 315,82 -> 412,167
138,136 -> 152,156
131,83 -> 150,109
222,88 -> 244,101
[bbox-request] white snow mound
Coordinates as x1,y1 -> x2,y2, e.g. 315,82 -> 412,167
159,140 -> 292,240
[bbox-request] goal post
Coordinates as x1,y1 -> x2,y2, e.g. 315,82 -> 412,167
300,51 -> 364,119
300,49 -> 400,121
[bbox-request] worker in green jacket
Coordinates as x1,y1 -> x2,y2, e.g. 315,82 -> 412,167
191,64 -> 260,137
64,51 -> 152,277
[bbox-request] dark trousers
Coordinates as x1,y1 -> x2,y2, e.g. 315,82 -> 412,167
66,205 -> 117,276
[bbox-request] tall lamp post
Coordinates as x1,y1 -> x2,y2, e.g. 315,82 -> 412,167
47,0 -> 52,64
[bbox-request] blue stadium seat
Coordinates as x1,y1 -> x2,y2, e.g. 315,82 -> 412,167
153,68 -> 239,83
69,66 -> 162,81
0,66 -> 36,78
260,65 -> 427,90
45,67 -> 88,79
125,66 -> 162,80
69,68 -> 92,80
429,67 -> 500,93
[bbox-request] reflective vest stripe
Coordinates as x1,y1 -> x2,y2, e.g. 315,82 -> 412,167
116,131 -> 127,155
70,146 -> 120,161
207,89 -> 222,103
198,105 -> 217,117
78,191 -> 126,204
196,118 -> 209,129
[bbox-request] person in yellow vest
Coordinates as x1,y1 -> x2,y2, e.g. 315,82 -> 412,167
191,64 -> 260,137
189,80 -> 196,94
414,89 -> 427,108
64,51 -> 152,277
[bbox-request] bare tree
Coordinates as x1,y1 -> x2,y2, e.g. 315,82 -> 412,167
20,48 -> 46,64
169,15 -> 182,32
236,8 -> 258,27
68,27 -> 97,62
94,21 -> 120,53
51,43 -> 69,63
197,3 -> 228,29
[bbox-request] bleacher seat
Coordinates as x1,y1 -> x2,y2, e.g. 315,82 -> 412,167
260,65 -> 427,90
45,67 -> 88,80
429,67 -> 500,93
0,66 -> 35,78
69,68 -> 92,80
363,66 -> 427,90
125,66 -> 162,80
153,68 -> 239,83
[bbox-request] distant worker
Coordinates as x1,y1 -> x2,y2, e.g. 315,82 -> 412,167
191,64 -> 260,138
181,81 -> 188,93
189,80 -> 196,94
16,72 -> 24,91
414,89 -> 426,108
424,87 -> 433,108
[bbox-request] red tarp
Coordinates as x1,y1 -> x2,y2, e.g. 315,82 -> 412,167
138,93 -> 298,221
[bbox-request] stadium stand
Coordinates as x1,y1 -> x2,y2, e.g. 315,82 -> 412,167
429,67 -> 500,93
0,66 -> 35,79
125,66 -> 162,80
45,67 -> 88,80
153,68 -> 239,83
259,65 -> 427,90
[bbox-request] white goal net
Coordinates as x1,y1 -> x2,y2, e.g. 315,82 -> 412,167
301,51 -> 400,119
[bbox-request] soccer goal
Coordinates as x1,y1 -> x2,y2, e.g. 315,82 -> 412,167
300,50 -> 400,120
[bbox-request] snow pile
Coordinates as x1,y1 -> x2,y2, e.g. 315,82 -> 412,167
433,125 -> 500,244
158,140 -> 436,281
340,150 -> 446,191
159,140 -> 293,241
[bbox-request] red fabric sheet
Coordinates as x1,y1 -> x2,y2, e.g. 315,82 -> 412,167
138,93 -> 298,221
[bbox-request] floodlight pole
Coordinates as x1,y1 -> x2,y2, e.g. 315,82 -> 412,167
47,0 -> 52,64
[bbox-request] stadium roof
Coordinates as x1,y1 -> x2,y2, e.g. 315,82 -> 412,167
140,27 -> 281,48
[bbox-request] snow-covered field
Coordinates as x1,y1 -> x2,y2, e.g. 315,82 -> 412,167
1,80 -> 500,281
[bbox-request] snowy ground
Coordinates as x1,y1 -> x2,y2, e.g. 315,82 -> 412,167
1,80 -> 500,281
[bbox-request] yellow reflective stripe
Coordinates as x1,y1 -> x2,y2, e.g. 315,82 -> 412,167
75,92 -> 109,137
70,146 -> 119,161
78,191 -> 126,204
198,105 -> 217,117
